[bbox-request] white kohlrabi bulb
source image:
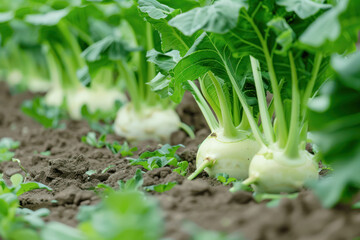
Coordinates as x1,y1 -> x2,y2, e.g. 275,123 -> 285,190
114,103 -> 180,143
7,70 -> 23,86
248,146 -> 318,193
196,129 -> 260,179
27,78 -> 52,93
66,87 -> 126,120
85,87 -> 127,114
66,88 -> 90,120
44,86 -> 65,107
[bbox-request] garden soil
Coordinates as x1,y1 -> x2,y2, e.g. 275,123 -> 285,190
1,82 -> 360,240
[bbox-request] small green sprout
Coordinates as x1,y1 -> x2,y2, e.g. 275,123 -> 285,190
144,182 -> 177,193
129,144 -> 184,171
216,173 -> 237,186
0,138 -> 20,162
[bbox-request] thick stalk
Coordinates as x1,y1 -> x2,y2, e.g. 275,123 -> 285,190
207,71 -> 239,139
223,62 -> 265,146
199,77 -> 223,126
188,158 -> 215,180
285,52 -> 300,158
57,21 -> 85,67
237,109 -> 251,130
244,12 -> 288,147
187,80 -> 219,132
117,61 -> 141,112
45,47 -> 62,87
92,67 -> 113,88
301,53 -> 323,122
232,88 -> 241,126
53,44 -> 79,89
146,23 -> 157,105
179,122 -> 195,139
250,56 -> 274,144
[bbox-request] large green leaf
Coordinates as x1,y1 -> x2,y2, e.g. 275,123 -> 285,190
146,49 -> 181,72
25,9 -> 70,26
308,51 -> 360,207
300,0 -> 360,53
138,0 -> 174,19
168,0 -> 247,36
138,0 -> 196,56
276,0 -> 331,19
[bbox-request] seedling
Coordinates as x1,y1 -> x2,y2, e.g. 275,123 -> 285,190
128,144 -> 185,172
0,138 -> 20,162
216,173 -> 237,186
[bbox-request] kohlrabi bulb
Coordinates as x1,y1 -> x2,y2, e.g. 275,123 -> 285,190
196,129 -> 261,179
27,78 -> 52,93
248,146 -> 318,193
66,87 -> 126,120
7,70 -> 23,86
114,103 -> 180,143
66,88 -> 90,120
85,87 -> 127,114
44,86 -> 65,107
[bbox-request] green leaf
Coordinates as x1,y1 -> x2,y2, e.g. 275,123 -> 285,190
81,132 -> 106,148
216,173 -> 237,185
25,9 -> 70,26
0,137 -> 20,150
86,170 -> 97,176
146,49 -> 181,72
276,0 -> 331,19
40,151 -> 51,156
308,51 -> 360,207
147,72 -> 172,99
41,222 -> 85,240
267,17 -> 296,55
138,0 -> 197,56
0,148 -> 15,162
144,181 -> 177,192
168,0 -> 247,36
129,144 -> 184,170
173,161 -> 189,176
16,182 -> 52,196
118,169 -> 144,192
0,11 -> 14,23
10,174 -> 23,187
21,97 -> 66,129
352,201 -> 360,209
300,0 -> 360,53
229,181 -> 252,192
101,165 -> 115,174
138,0 -> 175,19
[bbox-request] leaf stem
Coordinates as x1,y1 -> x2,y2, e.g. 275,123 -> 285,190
188,158 -> 215,180
207,71 -> 238,139
199,77 -> 223,126
285,52 -> 300,158
179,122 -> 195,139
301,52 -> 323,122
187,80 -> 219,132
224,63 -> 266,146
117,60 -> 141,112
146,23 -> 157,105
244,12 -> 288,147
250,56 -> 274,145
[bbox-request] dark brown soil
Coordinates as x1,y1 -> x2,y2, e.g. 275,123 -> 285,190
1,82 -> 360,240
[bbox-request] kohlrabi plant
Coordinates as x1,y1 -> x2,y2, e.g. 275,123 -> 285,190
0,138 -> 20,162
139,0 -> 353,194
0,1 -> 52,93
138,0 -> 261,180
81,1 -> 193,143
0,173 -> 52,240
